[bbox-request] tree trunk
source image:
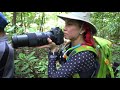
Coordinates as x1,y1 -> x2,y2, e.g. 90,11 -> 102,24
20,12 -> 23,27
12,12 -> 17,33
40,12 -> 45,32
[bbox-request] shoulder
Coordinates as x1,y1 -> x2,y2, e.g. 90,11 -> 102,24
0,41 -> 6,51
76,50 -> 96,57
68,51 -> 97,70
0,41 -> 14,52
78,51 -> 96,56
70,51 -> 96,62
7,42 -> 14,53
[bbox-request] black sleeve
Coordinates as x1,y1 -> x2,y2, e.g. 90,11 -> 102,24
48,51 -> 97,78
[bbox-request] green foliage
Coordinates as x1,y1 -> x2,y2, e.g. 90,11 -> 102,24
111,44 -> 120,78
34,58 -> 48,78
14,50 -> 48,78
112,44 -> 120,63
116,66 -> 120,78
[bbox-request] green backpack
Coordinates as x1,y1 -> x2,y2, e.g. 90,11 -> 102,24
93,36 -> 114,78
65,36 -> 114,78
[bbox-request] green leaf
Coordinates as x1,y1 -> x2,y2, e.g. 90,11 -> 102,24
26,51 -> 35,59
6,25 -> 16,32
38,67 -> 45,72
28,56 -> 36,60
14,60 -> 20,64
34,66 -> 40,69
22,69 -> 31,74
30,59 -> 39,62
116,73 -> 120,78
21,64 -> 29,71
28,74 -> 34,78
116,66 -> 120,70
18,53 -> 26,60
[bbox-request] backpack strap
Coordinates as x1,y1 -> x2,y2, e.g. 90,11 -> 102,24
0,42 -> 9,77
68,45 -> 97,60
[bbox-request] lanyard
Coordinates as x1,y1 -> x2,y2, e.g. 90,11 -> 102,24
63,44 -> 81,59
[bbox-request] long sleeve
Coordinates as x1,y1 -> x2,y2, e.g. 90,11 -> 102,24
48,51 -> 98,78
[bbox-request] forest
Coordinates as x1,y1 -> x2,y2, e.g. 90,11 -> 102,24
2,12 -> 120,78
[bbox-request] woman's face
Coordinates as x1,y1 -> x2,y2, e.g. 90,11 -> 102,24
63,19 -> 81,40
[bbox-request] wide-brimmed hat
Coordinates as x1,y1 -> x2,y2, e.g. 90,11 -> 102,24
0,12 -> 9,30
58,12 -> 97,35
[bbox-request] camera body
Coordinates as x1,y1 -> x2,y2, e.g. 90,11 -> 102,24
12,27 -> 64,48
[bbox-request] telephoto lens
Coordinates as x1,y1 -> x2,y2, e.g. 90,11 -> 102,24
12,27 -> 64,48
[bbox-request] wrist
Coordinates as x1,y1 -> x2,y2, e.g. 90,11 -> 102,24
49,47 -> 59,53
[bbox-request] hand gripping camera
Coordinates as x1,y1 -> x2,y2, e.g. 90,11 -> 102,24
12,27 -> 64,48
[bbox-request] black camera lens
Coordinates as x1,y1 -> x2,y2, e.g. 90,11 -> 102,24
12,27 -> 64,48
12,35 -> 29,48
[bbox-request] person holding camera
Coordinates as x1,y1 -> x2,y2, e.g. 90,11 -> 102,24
37,12 -> 100,78
0,12 -> 14,78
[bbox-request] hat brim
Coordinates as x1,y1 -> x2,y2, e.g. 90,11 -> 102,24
58,15 -> 97,35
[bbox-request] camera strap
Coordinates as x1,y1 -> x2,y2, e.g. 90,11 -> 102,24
0,42 -> 9,77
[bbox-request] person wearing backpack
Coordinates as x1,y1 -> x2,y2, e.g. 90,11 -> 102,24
0,12 -> 14,78
38,12 -> 114,78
